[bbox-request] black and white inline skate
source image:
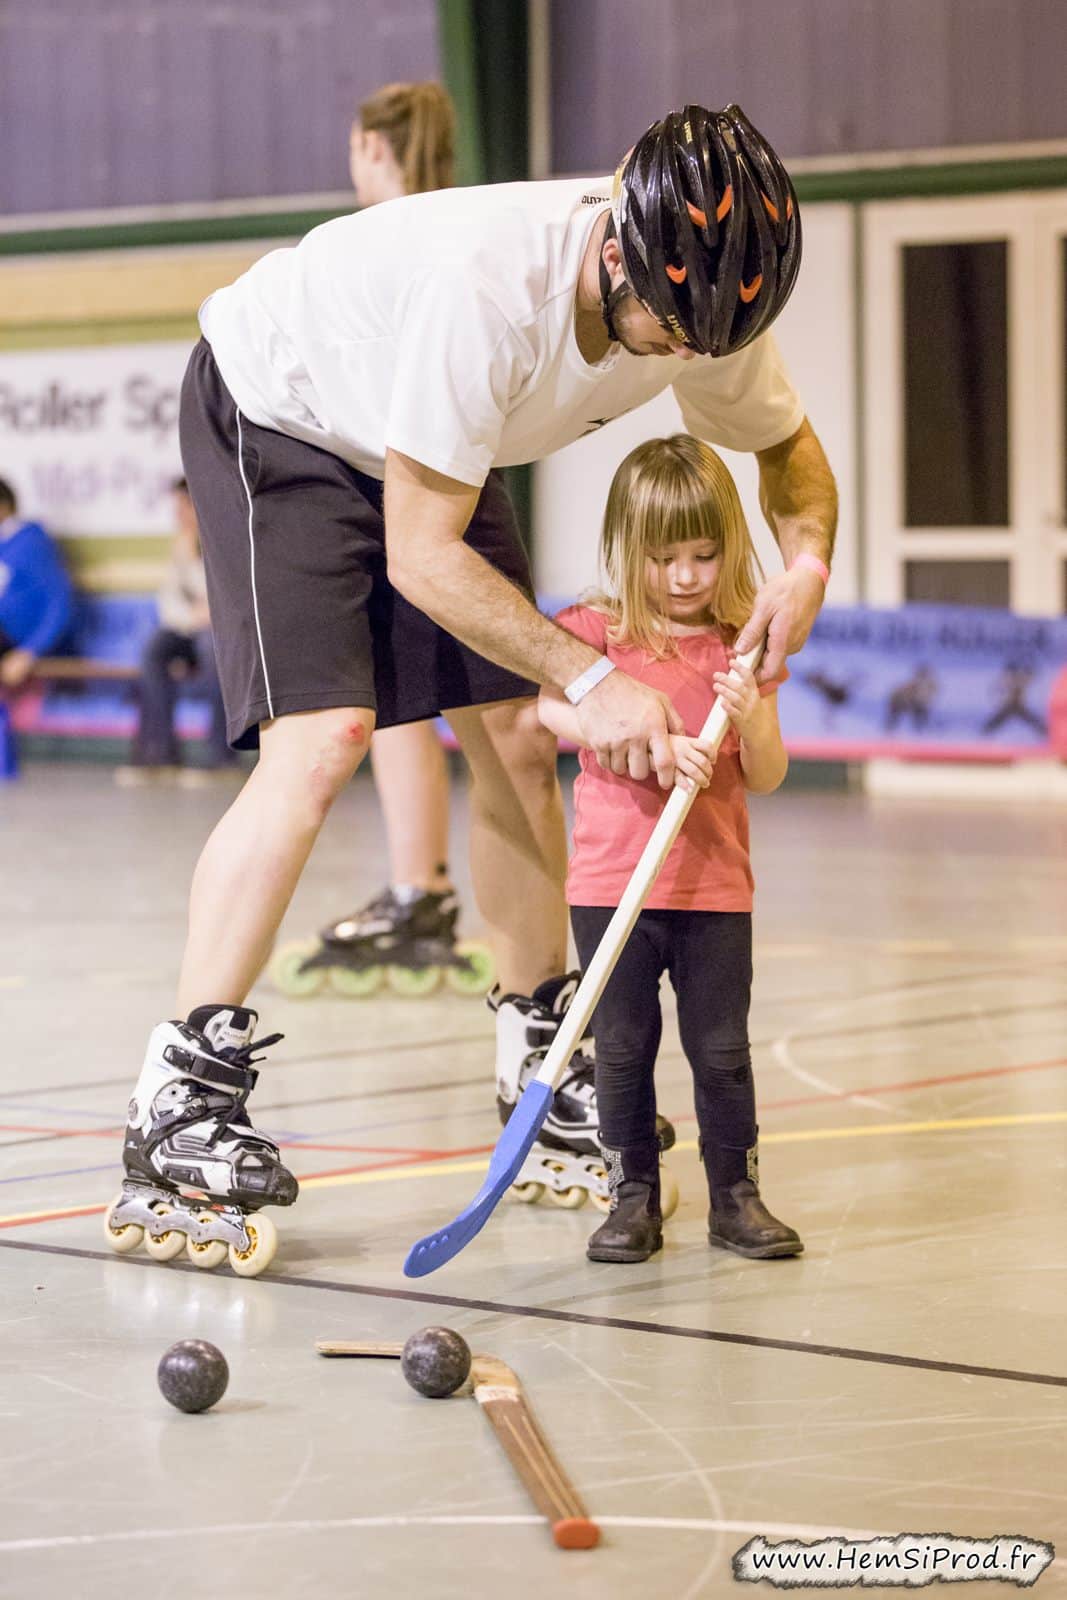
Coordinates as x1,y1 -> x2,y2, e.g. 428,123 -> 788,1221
270,886 -> 495,1000
103,1005 -> 298,1278
492,975 -> 679,1218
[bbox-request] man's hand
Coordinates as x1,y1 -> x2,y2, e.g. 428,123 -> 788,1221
735,566 -> 824,684
0,647 -> 36,688
575,668 -> 684,789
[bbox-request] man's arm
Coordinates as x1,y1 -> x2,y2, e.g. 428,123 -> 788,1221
735,418 -> 838,681
384,449 -> 683,785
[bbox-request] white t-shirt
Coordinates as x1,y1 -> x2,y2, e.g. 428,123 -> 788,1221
200,178 -> 805,488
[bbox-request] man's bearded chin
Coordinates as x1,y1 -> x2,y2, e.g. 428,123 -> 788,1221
603,279 -> 639,351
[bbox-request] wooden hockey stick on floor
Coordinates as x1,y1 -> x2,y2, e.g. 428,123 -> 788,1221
315,1342 -> 599,1548
470,1354 -> 598,1549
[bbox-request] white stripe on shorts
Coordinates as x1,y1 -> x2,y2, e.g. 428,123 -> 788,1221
235,409 -> 274,721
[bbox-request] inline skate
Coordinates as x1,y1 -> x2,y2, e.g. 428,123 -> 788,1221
492,974 -> 678,1217
270,886 -> 495,1000
103,1005 -> 298,1278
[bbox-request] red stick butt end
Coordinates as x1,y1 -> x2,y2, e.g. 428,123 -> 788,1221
552,1517 -> 600,1550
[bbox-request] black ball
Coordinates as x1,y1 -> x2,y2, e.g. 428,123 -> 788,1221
400,1326 -> 472,1399
157,1339 -> 229,1414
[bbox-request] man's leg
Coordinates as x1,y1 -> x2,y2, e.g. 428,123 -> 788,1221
370,720 -> 452,892
444,696 -> 604,1167
444,696 -> 567,994
177,705 -> 375,1008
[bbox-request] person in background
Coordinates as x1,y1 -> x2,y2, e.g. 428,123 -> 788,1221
116,477 -> 233,787
0,477 -> 75,688
319,82 -> 471,976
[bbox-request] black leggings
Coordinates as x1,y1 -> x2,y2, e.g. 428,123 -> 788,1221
570,906 -> 757,1195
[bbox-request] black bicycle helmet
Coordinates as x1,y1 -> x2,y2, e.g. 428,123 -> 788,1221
609,103 -> 801,357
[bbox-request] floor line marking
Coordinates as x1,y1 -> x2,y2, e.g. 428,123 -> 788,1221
0,1110 -> 1064,1230
0,1514 -> 889,1553
1,1236 -> 1064,1390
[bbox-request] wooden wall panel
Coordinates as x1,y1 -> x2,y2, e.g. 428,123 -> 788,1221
0,0 -> 439,214
550,0 -> 1067,173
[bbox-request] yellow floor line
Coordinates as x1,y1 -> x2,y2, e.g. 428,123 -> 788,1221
299,1109 -> 1067,1193
0,1202 -> 107,1226
1,1110 -> 1064,1225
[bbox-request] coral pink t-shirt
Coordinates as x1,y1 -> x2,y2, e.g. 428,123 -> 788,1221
556,604 -> 786,912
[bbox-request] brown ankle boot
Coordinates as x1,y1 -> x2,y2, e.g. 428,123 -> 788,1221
707,1179 -> 803,1258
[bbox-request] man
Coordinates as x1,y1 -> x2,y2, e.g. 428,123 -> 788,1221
0,478 -> 74,689
113,105 -> 836,1245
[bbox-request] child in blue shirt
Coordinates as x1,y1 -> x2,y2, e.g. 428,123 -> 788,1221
0,477 -> 74,687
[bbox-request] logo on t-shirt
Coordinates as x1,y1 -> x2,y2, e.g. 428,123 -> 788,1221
581,402 -> 641,438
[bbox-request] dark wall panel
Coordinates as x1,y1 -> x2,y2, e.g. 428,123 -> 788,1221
0,0 -> 439,214
551,0 -> 1067,172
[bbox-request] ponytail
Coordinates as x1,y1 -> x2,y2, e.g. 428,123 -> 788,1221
359,81 -> 456,195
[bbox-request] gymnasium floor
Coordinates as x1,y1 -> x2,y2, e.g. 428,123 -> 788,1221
1,762 -> 1065,1599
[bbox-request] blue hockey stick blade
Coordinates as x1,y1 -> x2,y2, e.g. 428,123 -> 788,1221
403,1079 -> 555,1277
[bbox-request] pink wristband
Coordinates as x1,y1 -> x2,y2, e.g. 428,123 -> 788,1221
790,552 -> 830,585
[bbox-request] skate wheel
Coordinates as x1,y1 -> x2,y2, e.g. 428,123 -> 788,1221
227,1212 -> 277,1278
444,941 -> 496,996
548,1185 -> 588,1210
103,1197 -> 144,1254
386,964 -> 442,997
590,1187 -> 613,1215
660,1168 -> 680,1221
329,963 -> 384,998
143,1205 -> 187,1262
270,941 -> 327,998
186,1212 -> 228,1270
511,1181 -> 545,1204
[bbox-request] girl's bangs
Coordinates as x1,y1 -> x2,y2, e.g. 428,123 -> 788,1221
640,468 -> 723,553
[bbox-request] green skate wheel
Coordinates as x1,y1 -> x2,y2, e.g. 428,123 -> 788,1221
660,1168 -> 680,1221
227,1213 -> 277,1278
270,941 -> 328,998
329,963 -> 384,998
547,1184 -> 588,1209
444,941 -> 496,996
143,1204 -> 186,1262
186,1212 -> 228,1270
511,1181 -> 545,1203
103,1196 -> 144,1254
386,964 -> 442,997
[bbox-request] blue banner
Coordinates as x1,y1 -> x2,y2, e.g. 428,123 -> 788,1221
778,603 -> 1067,760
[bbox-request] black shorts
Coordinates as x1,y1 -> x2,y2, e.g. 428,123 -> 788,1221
178,338 -> 538,750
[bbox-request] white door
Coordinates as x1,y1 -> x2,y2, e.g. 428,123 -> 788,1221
863,190 -> 1067,616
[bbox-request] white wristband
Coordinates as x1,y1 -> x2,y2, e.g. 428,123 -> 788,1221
563,656 -> 616,706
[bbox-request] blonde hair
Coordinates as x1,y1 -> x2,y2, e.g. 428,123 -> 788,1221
359,81 -> 456,194
593,435 -> 762,658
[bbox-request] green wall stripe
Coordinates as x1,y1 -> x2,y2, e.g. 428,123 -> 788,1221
0,318 -> 198,350
0,206 -> 352,258
794,153 -> 1067,204
0,155 -> 1062,263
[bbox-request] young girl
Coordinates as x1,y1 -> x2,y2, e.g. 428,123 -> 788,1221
539,435 -> 802,1265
